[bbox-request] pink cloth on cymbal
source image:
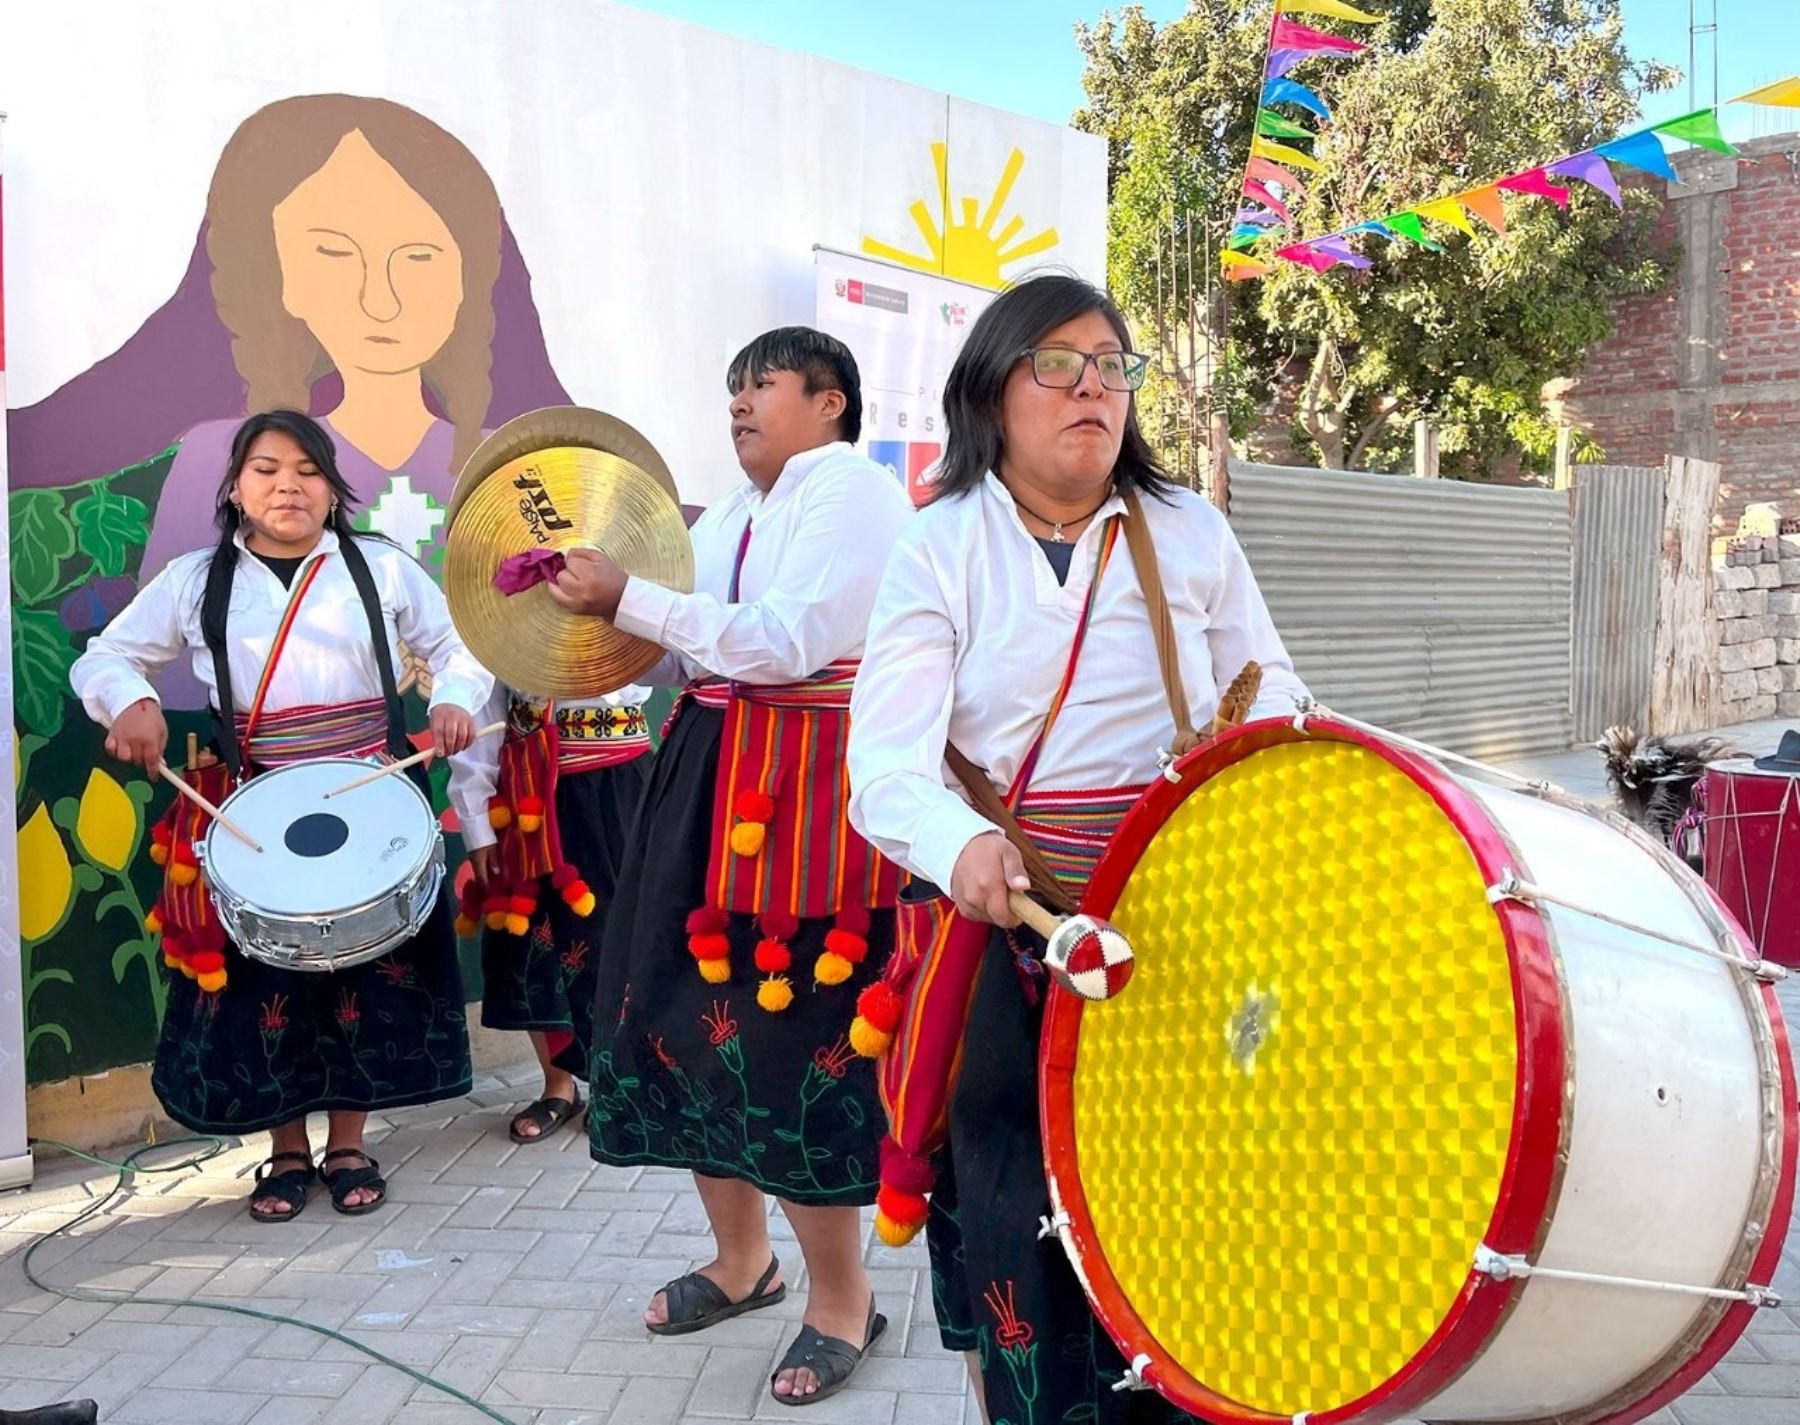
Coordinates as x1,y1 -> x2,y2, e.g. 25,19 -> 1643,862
493,548 -> 566,594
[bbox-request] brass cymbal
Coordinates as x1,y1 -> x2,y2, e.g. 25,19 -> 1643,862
444,446 -> 694,697
448,406 -> 679,528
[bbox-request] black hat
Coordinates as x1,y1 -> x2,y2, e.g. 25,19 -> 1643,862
1753,729 -> 1800,774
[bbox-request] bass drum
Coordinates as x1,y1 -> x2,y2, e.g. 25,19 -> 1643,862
1039,716 -> 1795,1425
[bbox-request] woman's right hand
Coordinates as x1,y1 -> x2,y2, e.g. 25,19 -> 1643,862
948,831 -> 1030,926
105,697 -> 169,777
467,846 -> 498,890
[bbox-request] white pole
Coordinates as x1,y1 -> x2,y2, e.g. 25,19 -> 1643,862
0,109 -> 32,1191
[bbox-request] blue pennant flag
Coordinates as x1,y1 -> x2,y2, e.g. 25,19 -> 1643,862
1261,76 -> 1331,121
1595,130 -> 1677,182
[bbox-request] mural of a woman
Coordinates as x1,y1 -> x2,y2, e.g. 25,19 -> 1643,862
8,94 -> 570,1083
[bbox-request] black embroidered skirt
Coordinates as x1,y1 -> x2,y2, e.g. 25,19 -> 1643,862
927,927 -> 1205,1424
480,756 -> 648,1074
151,891 -> 472,1135
586,702 -> 886,1205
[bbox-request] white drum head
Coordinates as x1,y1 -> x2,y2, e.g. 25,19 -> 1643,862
206,760 -> 438,916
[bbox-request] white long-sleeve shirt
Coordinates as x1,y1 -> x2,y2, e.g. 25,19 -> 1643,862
612,441 -> 914,687
848,474 -> 1309,894
458,683 -> 651,852
70,529 -> 495,837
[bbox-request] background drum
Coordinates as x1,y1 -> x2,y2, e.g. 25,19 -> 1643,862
1703,758 -> 1800,969
1040,714 -> 1795,1425
201,760 -> 445,972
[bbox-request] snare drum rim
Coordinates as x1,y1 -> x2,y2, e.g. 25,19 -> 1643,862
1039,716 -> 1567,1425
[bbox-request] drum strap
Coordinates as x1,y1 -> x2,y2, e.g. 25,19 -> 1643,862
200,534 -> 410,781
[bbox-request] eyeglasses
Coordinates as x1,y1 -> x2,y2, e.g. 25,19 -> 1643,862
1021,347 -> 1150,392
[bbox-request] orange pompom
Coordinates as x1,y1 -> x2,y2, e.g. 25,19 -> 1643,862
197,970 -> 228,994
757,976 -> 795,1012
144,907 -> 164,934
849,1016 -> 892,1059
178,959 -> 199,980
488,798 -> 513,830
813,951 -> 853,987
874,1209 -> 923,1247
566,890 -> 597,918
169,862 -> 198,887
824,928 -> 868,964
733,789 -> 775,824
504,914 -> 531,936
149,842 -> 169,867
729,821 -> 766,858
688,932 -> 731,961
697,957 -> 732,985
454,913 -> 478,937
485,911 -> 508,931
754,939 -> 792,974
162,950 -> 182,970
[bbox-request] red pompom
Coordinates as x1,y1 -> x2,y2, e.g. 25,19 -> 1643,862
856,982 -> 905,1034
507,894 -> 537,917
686,906 -> 730,936
517,795 -> 546,817
190,950 -> 226,975
733,789 -> 776,824
150,822 -> 173,847
834,903 -> 871,937
688,933 -> 731,961
824,928 -> 868,963
875,1182 -> 928,1225
759,910 -> 801,942
879,1138 -> 938,1195
754,939 -> 793,974
551,863 -> 582,891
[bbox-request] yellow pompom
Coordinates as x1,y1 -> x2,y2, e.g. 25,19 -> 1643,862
163,950 -> 181,970
148,843 -> 169,867
485,912 -> 508,931
518,814 -> 543,834
849,1017 -> 892,1059
729,821 -> 766,858
568,891 -> 597,918
757,975 -> 795,1012
178,959 -> 198,980
813,951 -> 853,987
169,862 -> 198,887
698,957 -> 732,985
197,970 -> 228,993
488,804 -> 513,829
454,913 -> 478,938
504,913 -> 531,937
874,1210 -> 922,1247
144,909 -> 163,934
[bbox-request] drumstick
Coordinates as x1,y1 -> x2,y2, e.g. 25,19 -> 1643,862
321,721 -> 508,798
159,765 -> 264,853
1009,892 -> 1067,940
1211,661 -> 1263,734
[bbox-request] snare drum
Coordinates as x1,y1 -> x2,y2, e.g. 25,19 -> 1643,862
201,760 -> 446,972
1703,759 -> 1800,968
1040,716 -> 1795,1425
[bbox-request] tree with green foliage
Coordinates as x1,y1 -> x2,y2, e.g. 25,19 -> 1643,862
1075,0 -> 1677,477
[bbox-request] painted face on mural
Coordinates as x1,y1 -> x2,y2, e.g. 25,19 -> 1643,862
998,309 -> 1130,502
231,430 -> 335,555
271,130 -> 466,379
728,370 -> 847,489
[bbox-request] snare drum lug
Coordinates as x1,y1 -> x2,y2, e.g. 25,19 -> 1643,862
1747,1285 -> 1784,1309
1110,1353 -> 1153,1392
1037,1210 -> 1072,1242
1485,871 -> 1525,905
1474,1244 -> 1529,1281
1155,749 -> 1182,785
1753,960 -> 1789,983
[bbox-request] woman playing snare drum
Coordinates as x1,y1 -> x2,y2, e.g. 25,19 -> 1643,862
70,410 -> 493,1221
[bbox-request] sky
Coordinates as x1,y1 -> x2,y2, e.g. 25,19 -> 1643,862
620,0 -> 1795,139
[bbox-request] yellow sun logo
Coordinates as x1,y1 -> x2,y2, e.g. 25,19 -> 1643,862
862,142 -> 1060,291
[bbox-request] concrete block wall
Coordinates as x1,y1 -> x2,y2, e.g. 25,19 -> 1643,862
1714,501 -> 1800,722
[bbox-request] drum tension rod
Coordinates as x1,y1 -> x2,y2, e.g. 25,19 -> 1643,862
1037,1209 -> 1072,1241
1110,1353 -> 1155,1393
1475,1245 -> 1782,1308
1486,871 -> 1787,983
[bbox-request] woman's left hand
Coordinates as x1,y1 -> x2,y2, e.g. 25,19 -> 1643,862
429,705 -> 477,758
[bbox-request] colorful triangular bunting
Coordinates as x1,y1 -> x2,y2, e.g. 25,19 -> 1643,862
1252,136 -> 1324,172
1653,108 -> 1737,156
1277,0 -> 1379,20
1596,130 -> 1677,181
1416,196 -> 1476,237
1261,76 -> 1332,120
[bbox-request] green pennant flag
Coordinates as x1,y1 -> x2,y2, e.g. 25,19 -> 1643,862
1227,229 -> 1264,250
1385,212 -> 1444,251
1256,107 -> 1315,141
1652,107 -> 1737,156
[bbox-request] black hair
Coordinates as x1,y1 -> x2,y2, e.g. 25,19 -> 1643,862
933,273 -> 1172,502
726,326 -> 863,445
201,409 -> 367,653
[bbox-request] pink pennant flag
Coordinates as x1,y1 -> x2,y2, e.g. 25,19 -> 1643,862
1548,150 -> 1622,206
1242,180 -> 1294,225
1496,167 -> 1571,209
1271,17 -> 1368,56
1276,242 -> 1341,273
1246,156 -> 1309,200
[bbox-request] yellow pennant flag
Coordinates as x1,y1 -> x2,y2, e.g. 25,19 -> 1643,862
1277,0 -> 1380,20
1252,136 -> 1323,173
1457,186 -> 1507,234
1417,196 -> 1477,238
1221,250 -> 1267,270
1733,75 -> 1800,108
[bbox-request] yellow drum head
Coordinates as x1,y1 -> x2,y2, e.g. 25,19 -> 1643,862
1043,728 -> 1537,1421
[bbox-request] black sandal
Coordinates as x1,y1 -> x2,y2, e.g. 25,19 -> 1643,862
319,1148 -> 387,1216
770,1295 -> 887,1406
248,1151 -> 315,1223
508,1092 -> 584,1144
647,1256 -> 785,1337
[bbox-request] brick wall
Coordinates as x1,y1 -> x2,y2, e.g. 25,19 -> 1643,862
1561,136 -> 1800,530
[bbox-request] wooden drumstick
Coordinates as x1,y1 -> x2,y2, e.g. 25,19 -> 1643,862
1008,892 -> 1067,940
1210,661 -> 1263,734
158,765 -> 263,853
321,721 -> 508,798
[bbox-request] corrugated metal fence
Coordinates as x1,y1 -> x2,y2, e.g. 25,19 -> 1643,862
1569,464 -> 1665,741
1227,460 -> 1575,762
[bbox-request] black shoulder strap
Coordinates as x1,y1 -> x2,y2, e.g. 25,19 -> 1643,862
336,534 -> 412,761
199,546 -> 244,781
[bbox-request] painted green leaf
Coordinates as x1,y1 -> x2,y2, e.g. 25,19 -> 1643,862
12,609 -> 80,738
11,490 -> 78,604
70,488 -> 151,579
